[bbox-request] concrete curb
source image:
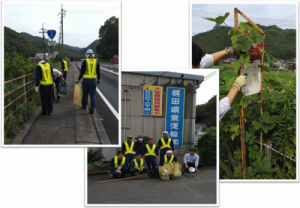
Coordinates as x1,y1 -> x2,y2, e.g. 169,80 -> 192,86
10,106 -> 41,144
75,62 -> 110,145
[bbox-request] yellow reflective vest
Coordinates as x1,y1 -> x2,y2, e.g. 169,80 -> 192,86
39,63 -> 53,85
124,142 -> 136,154
83,59 -> 97,79
145,144 -> 156,156
164,155 -> 174,164
114,156 -> 125,168
160,138 -> 172,149
133,159 -> 144,168
63,61 -> 68,71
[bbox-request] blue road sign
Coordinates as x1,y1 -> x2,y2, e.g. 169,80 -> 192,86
47,30 -> 56,40
165,87 -> 185,147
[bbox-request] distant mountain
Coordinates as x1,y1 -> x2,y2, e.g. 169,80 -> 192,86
20,32 -> 83,55
78,39 -> 99,56
192,24 -> 296,60
4,27 -> 40,58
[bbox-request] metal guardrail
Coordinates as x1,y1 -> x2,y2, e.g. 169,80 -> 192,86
4,73 -> 35,121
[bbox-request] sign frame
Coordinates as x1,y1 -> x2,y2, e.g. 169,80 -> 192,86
165,86 -> 185,148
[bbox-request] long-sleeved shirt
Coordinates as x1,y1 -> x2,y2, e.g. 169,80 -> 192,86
200,54 -> 214,69
144,144 -> 159,156
78,59 -> 100,80
121,141 -> 137,153
110,157 -> 128,170
157,138 -> 174,151
35,61 -> 55,87
135,141 -> 146,156
183,153 -> 199,167
61,61 -> 65,70
159,155 -> 177,166
219,97 -> 231,119
130,159 -> 147,168
52,69 -> 62,80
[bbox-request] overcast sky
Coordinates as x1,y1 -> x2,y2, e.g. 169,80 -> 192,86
4,1 -> 120,48
192,3 -> 296,35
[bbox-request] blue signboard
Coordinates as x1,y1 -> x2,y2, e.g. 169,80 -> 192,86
47,30 -> 56,40
143,89 -> 152,115
165,87 -> 185,147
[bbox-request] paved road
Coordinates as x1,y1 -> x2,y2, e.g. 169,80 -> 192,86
88,166 -> 217,204
77,61 -> 119,144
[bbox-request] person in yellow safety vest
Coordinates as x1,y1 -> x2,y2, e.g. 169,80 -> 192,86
76,49 -> 101,115
59,57 -> 68,80
129,153 -> 148,176
160,150 -> 178,166
122,135 -> 137,167
35,55 -> 55,116
110,151 -> 129,178
144,138 -> 159,171
157,131 -> 175,166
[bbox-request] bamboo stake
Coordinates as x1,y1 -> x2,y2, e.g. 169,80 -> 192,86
93,173 -> 150,184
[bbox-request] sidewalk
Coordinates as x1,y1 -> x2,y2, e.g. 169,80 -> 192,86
11,63 -> 109,145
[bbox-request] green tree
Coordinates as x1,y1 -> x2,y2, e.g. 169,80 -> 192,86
197,127 -> 216,166
96,16 -> 119,60
196,95 -> 216,127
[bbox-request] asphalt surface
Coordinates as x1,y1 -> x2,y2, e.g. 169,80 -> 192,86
77,61 -> 119,144
88,166 -> 217,204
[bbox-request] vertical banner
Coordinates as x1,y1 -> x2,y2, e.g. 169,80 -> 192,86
142,85 -> 162,116
165,87 -> 185,147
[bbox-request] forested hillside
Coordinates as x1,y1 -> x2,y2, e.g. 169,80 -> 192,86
196,95 -> 216,127
20,32 -> 83,55
4,27 -> 40,58
78,39 -> 99,56
192,24 -> 296,60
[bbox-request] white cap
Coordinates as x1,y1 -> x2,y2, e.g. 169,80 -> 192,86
166,150 -> 173,154
162,131 -> 168,135
86,49 -> 94,54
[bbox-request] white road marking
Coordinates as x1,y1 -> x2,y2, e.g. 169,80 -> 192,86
96,88 -> 119,119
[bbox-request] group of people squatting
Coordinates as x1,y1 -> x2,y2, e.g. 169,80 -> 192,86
110,131 -> 203,179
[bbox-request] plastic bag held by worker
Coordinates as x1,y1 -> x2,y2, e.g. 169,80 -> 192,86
74,83 -> 82,106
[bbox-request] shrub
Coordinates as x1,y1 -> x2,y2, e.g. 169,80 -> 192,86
197,127 -> 216,166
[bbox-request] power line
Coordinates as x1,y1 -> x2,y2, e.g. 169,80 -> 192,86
4,18 -> 38,31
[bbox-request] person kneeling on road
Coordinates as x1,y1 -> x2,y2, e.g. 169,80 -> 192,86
129,153 -> 148,176
160,150 -> 178,166
183,149 -> 203,173
76,49 -> 101,115
110,151 -> 128,179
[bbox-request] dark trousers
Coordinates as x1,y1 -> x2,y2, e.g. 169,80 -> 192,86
185,162 -> 204,170
145,156 -> 157,171
53,77 -> 60,101
125,154 -> 135,168
159,148 -> 171,165
63,71 -> 67,80
112,167 -> 128,178
129,167 -> 148,176
40,84 -> 54,115
81,79 -> 96,113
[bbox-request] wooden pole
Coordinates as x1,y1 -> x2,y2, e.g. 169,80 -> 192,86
265,139 -> 272,163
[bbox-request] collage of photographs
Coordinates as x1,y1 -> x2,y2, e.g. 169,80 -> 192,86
0,1 -> 298,208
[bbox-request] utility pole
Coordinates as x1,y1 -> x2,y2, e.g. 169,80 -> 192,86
58,4 -> 66,57
39,23 -> 47,60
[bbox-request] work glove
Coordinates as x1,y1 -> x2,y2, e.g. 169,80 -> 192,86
35,87 -> 39,93
233,75 -> 247,90
97,80 -> 100,85
227,44 -> 242,57
75,80 -> 80,84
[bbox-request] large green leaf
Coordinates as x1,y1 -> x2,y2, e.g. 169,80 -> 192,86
256,150 -> 264,160
262,111 -> 275,124
237,35 -> 252,52
262,125 -> 268,133
272,92 -> 284,102
215,12 -> 230,24
232,60 -> 240,73
239,22 -> 249,33
263,65 -> 270,73
241,53 -> 250,67
261,91 -> 270,101
252,120 -> 261,130
255,35 -> 264,44
249,27 -> 259,35
246,167 -> 253,179
268,79 -> 281,87
264,53 -> 270,63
